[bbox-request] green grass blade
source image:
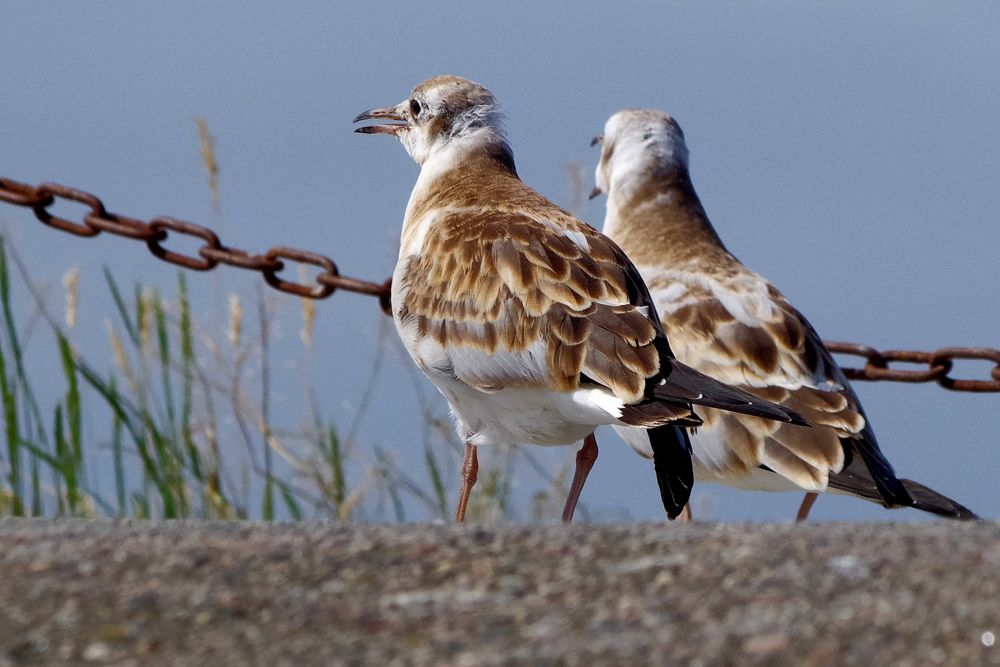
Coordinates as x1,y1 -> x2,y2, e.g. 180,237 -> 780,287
53,403 -> 79,514
57,335 -> 82,466
178,274 -> 194,417
73,361 -> 170,514
132,491 -> 149,519
144,291 -> 189,516
74,362 -> 142,441
424,445 -> 447,519
0,334 -> 21,515
263,477 -> 275,521
327,426 -> 345,507
145,414 -> 181,518
110,377 -> 127,516
30,455 -> 41,516
256,287 -> 275,521
278,481 -> 302,521
58,337 -> 83,515
103,267 -> 140,346
134,283 -> 146,352
153,293 -> 178,440
176,274 -> 202,481
375,446 -> 405,523
0,239 -> 46,445
16,438 -> 62,469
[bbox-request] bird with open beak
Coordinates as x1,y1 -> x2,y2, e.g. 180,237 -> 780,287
355,76 -> 807,523
591,108 -> 976,521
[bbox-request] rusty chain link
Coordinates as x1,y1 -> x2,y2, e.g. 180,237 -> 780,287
0,177 -> 392,314
825,342 -> 1000,393
2,176 -> 997,391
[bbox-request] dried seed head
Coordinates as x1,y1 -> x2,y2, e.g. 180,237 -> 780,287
228,293 -> 243,348
299,266 -> 315,348
62,267 -> 79,329
107,322 -> 128,373
139,288 -> 154,348
196,117 -> 220,210
106,320 -> 139,395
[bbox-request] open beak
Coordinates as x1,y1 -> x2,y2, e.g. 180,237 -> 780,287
353,106 -> 407,136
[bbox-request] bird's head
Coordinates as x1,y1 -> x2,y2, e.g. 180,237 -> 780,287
590,109 -> 689,200
354,75 -> 510,167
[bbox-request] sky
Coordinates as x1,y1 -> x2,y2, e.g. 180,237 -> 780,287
2,2 -> 998,521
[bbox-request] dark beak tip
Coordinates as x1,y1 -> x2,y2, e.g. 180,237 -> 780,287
588,186 -> 602,200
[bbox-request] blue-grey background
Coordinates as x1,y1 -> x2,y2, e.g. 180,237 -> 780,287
2,2 -> 998,521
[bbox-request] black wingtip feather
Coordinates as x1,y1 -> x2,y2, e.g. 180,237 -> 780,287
851,438 -> 912,508
649,425 -> 694,520
656,361 -> 809,426
826,445 -> 978,520
900,479 -> 980,520
786,411 -> 811,427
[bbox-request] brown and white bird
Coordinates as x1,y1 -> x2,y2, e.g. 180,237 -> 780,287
592,108 -> 976,520
354,76 -> 806,522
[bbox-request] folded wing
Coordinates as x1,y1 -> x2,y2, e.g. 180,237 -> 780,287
398,204 -> 803,427
649,268 -> 890,492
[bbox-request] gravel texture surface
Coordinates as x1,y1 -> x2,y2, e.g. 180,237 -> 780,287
0,520 -> 998,666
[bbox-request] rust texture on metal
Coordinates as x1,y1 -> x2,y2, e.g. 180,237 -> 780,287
825,343 -> 1000,392
2,176 -> 997,390
0,176 -> 392,314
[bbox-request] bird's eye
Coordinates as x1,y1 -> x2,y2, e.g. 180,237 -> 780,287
409,99 -> 421,116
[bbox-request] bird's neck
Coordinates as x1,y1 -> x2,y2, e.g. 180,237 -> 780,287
603,167 -> 733,270
401,144 -> 519,256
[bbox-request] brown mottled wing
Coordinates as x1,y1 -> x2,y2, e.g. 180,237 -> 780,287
652,271 -> 878,489
398,207 -> 665,404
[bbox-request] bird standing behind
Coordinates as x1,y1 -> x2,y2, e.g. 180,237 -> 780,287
354,77 -> 806,522
592,109 -> 976,520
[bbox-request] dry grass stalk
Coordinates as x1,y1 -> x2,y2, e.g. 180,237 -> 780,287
195,117 -> 220,210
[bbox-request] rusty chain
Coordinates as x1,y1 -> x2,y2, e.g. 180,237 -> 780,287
825,342 -> 1000,393
2,176 -> 998,392
0,177 -> 392,314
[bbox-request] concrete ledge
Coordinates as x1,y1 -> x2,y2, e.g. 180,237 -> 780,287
1,520 -> 998,665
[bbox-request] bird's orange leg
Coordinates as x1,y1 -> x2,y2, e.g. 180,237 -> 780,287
454,442 -> 479,523
796,492 -> 818,522
561,433 -> 599,523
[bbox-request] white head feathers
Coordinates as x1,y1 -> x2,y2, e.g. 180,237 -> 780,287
593,109 -> 690,204
355,75 -> 513,168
